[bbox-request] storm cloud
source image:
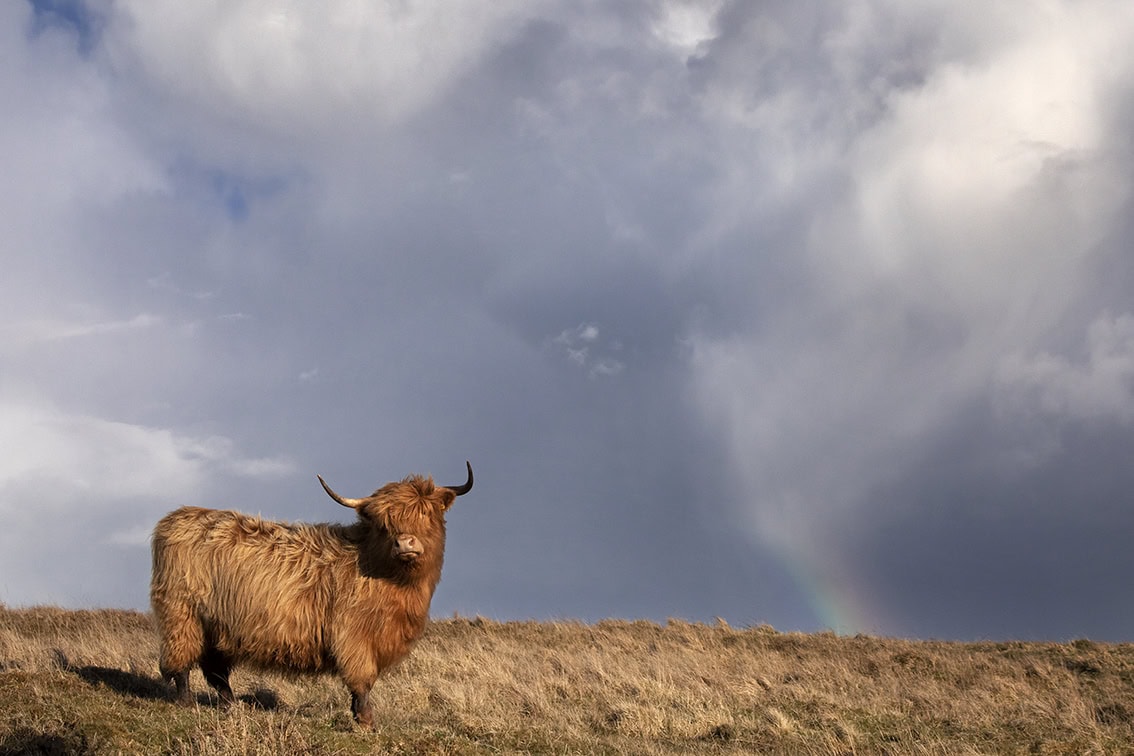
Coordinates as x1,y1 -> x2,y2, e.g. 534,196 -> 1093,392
3,0 -> 1133,640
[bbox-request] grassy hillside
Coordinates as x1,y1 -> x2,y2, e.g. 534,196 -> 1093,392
1,605 -> 1132,754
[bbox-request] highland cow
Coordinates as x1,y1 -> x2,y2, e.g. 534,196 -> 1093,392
150,462 -> 473,728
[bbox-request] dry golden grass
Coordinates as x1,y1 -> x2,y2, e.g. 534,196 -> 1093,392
2,604 -> 1134,754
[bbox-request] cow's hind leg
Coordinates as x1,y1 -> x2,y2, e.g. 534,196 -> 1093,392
156,602 -> 203,706
200,647 -> 236,706
167,669 -> 191,705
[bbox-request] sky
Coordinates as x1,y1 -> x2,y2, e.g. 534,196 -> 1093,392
3,0 -> 1134,642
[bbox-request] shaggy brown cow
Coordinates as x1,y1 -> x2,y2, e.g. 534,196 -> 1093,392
150,462 -> 473,728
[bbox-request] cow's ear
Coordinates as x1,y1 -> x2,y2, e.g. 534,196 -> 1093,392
438,489 -> 458,511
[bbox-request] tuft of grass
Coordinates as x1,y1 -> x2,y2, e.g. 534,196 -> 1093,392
2,606 -> 1134,754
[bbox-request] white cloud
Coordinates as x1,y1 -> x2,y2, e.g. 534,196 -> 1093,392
175,434 -> 297,480
0,397 -> 294,511
590,358 -> 625,378
1,402 -> 193,504
104,0 -> 540,137
686,0 -> 1134,624
843,7 -> 1129,298
0,314 -> 161,349
651,0 -> 722,56
553,323 -> 625,378
577,324 -> 600,343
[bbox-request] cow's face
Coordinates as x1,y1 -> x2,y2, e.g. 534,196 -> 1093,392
359,478 -> 453,567
317,464 -> 471,570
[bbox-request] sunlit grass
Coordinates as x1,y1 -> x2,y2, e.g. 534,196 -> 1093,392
2,605 -> 1133,754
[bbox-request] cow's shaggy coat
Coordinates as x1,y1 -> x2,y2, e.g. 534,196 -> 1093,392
150,464 -> 472,728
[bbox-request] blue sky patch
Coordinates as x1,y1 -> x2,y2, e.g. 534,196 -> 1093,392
27,0 -> 101,56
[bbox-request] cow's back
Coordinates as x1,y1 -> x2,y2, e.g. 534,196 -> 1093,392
151,506 -> 351,671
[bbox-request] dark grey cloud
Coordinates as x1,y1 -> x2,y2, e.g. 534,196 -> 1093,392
3,0 -> 1134,641
847,406 -> 1134,641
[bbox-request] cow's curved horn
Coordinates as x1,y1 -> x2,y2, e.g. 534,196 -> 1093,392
445,461 -> 474,496
317,475 -> 367,509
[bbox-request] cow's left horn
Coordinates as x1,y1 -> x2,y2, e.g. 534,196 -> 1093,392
317,475 -> 367,509
445,461 -> 474,496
